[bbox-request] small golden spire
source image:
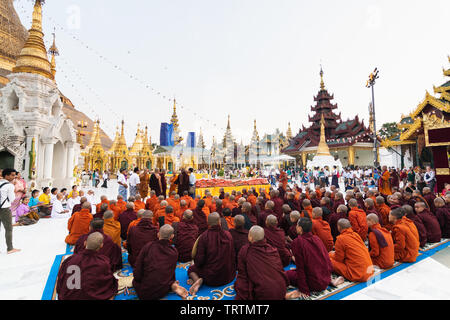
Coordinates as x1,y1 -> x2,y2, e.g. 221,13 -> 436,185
48,30 -> 59,79
227,115 -> 231,129
287,122 -> 293,140
316,114 -> 331,156
12,0 -> 53,80
320,66 -> 325,90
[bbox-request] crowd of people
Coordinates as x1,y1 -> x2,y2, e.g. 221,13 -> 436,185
1,164 -> 448,300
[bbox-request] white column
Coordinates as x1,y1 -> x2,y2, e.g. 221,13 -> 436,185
66,142 -> 75,179
43,141 -> 54,181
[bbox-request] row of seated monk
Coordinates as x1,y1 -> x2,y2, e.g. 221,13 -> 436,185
57,184 -> 450,300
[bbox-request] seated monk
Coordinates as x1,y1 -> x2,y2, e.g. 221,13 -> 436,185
229,215 -> 250,262
364,198 -> 383,227
247,191 -> 257,207
235,225 -> 289,300
232,198 -> 245,218
56,232 -> 118,300
133,224 -> 188,300
309,192 -> 321,208
116,195 -> 127,213
412,190 -> 430,210
422,187 -> 436,214
145,191 -> 158,211
348,199 -> 368,241
301,199 -> 313,219
286,211 -> 300,244
285,217 -> 336,300
320,197 -> 332,222
214,199 -> 224,217
415,202 -> 442,244
240,202 -> 255,230
103,210 -> 121,248
127,209 -> 145,234
181,191 -> 196,210
355,192 -> 366,211
178,199 -> 189,219
167,192 -> 181,213
127,210 -> 159,268
311,207 -> 334,252
187,212 -> 236,295
65,202 -> 93,245
264,215 -> 292,267
402,204 -> 427,247
434,197 -> 450,238
375,196 -> 392,230
117,202 -> 137,241
93,203 -> 109,220
154,200 -> 168,226
74,219 -> 123,272
329,205 -> 348,241
95,195 -> 110,214
332,192 -> 345,214
134,195 -> 146,211
163,205 -> 180,226
226,195 -> 238,211
257,200 -> 275,227
192,200 -> 208,235
223,207 -> 235,229
173,210 -> 199,262
108,200 -> 120,220
329,219 -> 374,282
71,196 -> 87,216
366,214 -> 395,269
389,208 -> 420,263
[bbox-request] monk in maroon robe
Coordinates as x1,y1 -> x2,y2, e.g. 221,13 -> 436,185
257,200 -> 276,227
415,202 -> 442,243
192,200 -> 208,235
187,213 -> 236,295
117,203 -> 137,240
402,205 -> 428,247
93,203 -> 109,220
264,215 -> 292,267
173,210 -> 199,262
272,190 -> 285,222
285,217 -> 335,299
127,211 -> 159,268
422,187 -> 436,214
132,225 -> 188,300
234,225 -> 288,300
71,197 -> 87,216
73,219 -> 123,272
286,211 -> 301,244
56,232 -> 118,300
364,198 -> 383,227
435,198 -> 450,238
332,193 -> 345,214
229,215 -> 249,261
329,204 -> 348,241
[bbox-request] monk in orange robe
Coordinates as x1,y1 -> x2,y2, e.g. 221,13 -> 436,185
389,208 -> 419,263
145,191 -> 158,212
96,196 -> 110,213
376,196 -> 392,230
116,195 -> 127,213
109,200 -> 123,221
301,199 -> 313,218
102,210 -> 122,248
139,169 -> 150,199
134,195 -> 146,211
348,199 -> 369,241
154,200 -> 168,226
177,199 -> 189,219
378,166 -> 392,196
226,195 -> 238,211
311,207 -> 334,252
169,173 -> 178,195
127,209 -> 145,235
167,193 -> 181,215
163,205 -> 180,226
247,191 -> 257,207
366,213 -> 395,269
329,218 -> 374,282
222,193 -> 230,208
65,202 -> 93,245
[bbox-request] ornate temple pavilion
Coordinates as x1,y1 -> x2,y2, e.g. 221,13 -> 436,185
282,68 -> 375,168
381,57 -> 450,190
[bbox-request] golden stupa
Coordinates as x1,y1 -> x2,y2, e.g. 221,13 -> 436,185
12,0 -> 53,80
0,0 -> 29,84
316,114 -> 332,156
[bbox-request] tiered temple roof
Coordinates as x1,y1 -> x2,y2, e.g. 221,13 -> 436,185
283,68 -> 374,155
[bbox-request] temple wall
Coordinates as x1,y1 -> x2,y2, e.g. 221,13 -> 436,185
354,149 -> 374,167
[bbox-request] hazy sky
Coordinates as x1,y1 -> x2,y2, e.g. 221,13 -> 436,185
15,0 -> 450,147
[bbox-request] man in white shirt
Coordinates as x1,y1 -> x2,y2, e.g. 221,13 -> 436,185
67,191 -> 81,212
51,193 -> 70,218
188,168 -> 196,198
129,167 -> 140,198
0,168 -> 21,254
86,190 -> 97,213
424,166 -> 436,190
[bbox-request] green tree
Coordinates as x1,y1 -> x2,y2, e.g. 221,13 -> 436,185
378,122 -> 400,140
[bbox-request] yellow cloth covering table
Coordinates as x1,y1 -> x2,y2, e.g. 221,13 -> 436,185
195,184 -> 270,197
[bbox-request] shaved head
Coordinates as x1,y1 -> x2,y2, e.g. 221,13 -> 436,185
337,218 -> 352,231
266,214 -> 278,227
265,200 -> 274,210
208,212 -> 220,226
348,199 -> 358,208
234,215 -> 245,228
126,202 -> 135,210
82,202 -> 91,209
85,232 -> 103,251
103,210 -> 113,220
159,224 -> 174,240
312,207 -> 323,218
249,225 -> 265,243
142,210 -> 153,219
183,209 -> 193,220
290,211 -> 301,220
90,219 -> 104,231
137,209 -> 145,218
366,213 -> 379,225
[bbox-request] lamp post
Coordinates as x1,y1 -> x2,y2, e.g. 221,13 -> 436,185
366,68 -> 380,167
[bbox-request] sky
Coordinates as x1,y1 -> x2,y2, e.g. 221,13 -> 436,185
14,0 -> 450,147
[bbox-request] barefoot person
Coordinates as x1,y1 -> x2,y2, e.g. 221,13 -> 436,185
187,212 -> 236,296
0,168 -> 21,254
132,224 -> 188,300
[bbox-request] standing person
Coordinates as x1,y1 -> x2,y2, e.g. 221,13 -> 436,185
149,169 -> 163,197
176,168 -> 190,197
415,168 -> 426,193
129,167 -> 141,198
160,169 -> 167,198
94,170 -> 101,188
117,168 -> 128,200
424,166 -> 436,192
101,170 -> 109,188
188,168 -> 196,199
378,165 -> 392,196
0,168 -> 21,254
139,168 -> 150,199
331,166 -> 339,189
10,171 -> 27,217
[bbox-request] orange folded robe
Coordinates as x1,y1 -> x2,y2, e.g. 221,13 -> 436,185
65,209 -> 93,245
348,207 -> 369,241
392,217 -> 420,263
329,228 -> 374,282
368,223 -> 395,269
134,200 -> 146,212
145,195 -> 158,212
103,217 -> 122,248
312,217 -> 334,252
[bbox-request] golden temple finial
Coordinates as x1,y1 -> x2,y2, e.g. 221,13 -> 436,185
287,122 -> 293,140
12,0 -> 53,80
316,114 -> 331,156
227,115 -> 231,129
48,29 -> 59,79
320,65 -> 325,90
254,119 -> 257,130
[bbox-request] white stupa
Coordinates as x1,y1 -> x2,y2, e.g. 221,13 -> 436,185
306,114 -> 343,170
